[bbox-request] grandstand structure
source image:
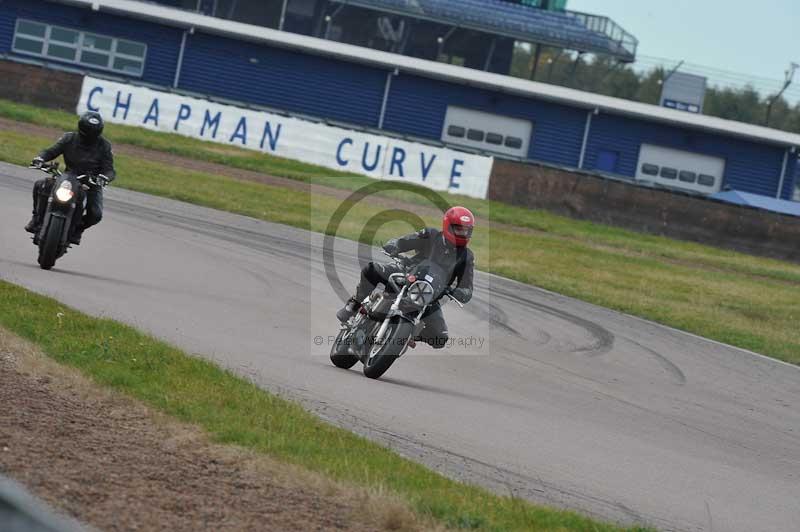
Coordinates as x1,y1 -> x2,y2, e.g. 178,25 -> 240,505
146,0 -> 637,76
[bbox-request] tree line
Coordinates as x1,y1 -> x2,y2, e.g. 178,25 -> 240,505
510,45 -> 800,134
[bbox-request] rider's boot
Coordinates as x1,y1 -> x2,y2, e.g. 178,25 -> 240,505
337,275 -> 377,323
24,212 -> 41,234
336,297 -> 360,323
69,229 -> 82,246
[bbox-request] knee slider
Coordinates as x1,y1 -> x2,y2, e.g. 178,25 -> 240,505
429,333 -> 449,349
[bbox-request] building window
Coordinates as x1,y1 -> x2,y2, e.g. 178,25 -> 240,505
660,167 -> 678,180
447,125 -> 466,138
12,19 -> 147,77
641,163 -> 659,176
679,170 -> 697,183
485,132 -> 503,145
697,174 -> 716,187
504,136 -> 523,149
467,129 -> 485,142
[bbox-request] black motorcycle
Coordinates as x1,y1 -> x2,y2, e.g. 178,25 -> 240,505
30,162 -> 108,270
330,251 -> 463,379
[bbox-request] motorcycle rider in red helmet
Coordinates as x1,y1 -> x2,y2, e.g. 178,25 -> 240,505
337,206 -> 475,349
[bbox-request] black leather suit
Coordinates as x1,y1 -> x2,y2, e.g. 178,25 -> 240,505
356,228 -> 474,349
32,132 -> 116,235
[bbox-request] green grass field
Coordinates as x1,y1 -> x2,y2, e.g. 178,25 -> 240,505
1,105 -> 797,364
0,281 -> 651,532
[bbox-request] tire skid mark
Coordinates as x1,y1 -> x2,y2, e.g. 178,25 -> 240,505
624,337 -> 687,385
465,294 -> 523,337
489,285 -> 615,356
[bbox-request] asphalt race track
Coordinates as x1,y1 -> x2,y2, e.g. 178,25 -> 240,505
2,162 -> 798,532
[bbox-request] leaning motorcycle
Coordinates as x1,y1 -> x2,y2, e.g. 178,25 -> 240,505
330,251 -> 463,379
30,161 -> 107,270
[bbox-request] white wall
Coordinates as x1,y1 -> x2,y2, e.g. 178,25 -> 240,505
77,76 -> 494,199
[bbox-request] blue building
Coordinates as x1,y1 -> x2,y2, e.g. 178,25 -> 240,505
1,0 -> 798,200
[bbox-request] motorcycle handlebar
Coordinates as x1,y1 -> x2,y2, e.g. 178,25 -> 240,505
29,161 -> 61,177
78,174 -> 109,187
29,162 -> 109,188
381,249 -> 464,308
445,291 -> 465,308
381,249 -> 465,307
381,249 -> 410,267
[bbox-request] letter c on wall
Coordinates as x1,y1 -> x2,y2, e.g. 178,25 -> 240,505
337,138 -> 353,167
87,86 -> 103,112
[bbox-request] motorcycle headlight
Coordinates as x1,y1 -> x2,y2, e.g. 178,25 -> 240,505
55,182 -> 74,203
407,281 -> 435,307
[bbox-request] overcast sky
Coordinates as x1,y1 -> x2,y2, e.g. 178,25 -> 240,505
569,0 -> 799,84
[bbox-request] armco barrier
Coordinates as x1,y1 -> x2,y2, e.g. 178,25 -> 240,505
489,159 -> 800,262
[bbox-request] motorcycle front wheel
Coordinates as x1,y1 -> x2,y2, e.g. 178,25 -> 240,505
363,318 -> 413,380
38,215 -> 64,270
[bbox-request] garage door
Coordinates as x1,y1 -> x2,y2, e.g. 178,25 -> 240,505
636,144 -> 725,194
441,106 -> 533,158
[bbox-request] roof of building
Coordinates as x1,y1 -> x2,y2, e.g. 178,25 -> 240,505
329,0 -> 637,61
709,190 -> 800,217
52,0 -> 800,148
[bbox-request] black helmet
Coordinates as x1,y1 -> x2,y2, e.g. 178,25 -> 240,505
78,111 -> 104,142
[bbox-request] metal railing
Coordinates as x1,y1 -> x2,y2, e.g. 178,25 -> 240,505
564,10 -> 638,57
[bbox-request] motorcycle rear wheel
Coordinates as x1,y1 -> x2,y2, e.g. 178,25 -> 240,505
330,328 -> 358,369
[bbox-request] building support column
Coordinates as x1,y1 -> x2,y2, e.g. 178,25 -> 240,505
324,4 -> 346,39
483,37 -> 497,72
578,108 -> 596,169
529,43 -> 542,80
569,52 -> 584,85
279,0 -> 289,31
173,28 -> 191,89
776,147 -> 790,199
436,27 -> 457,61
378,68 -> 397,130
546,49 -> 563,81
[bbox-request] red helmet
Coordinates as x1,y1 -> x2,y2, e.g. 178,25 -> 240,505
442,206 -> 475,247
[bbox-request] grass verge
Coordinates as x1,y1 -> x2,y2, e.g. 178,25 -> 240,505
1,122 -> 798,363
0,280 -> 650,532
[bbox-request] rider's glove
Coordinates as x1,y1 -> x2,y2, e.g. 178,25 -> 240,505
97,174 -> 110,187
382,242 -> 399,256
31,157 -> 44,168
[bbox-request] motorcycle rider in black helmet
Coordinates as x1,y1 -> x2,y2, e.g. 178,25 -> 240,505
25,111 -> 116,245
